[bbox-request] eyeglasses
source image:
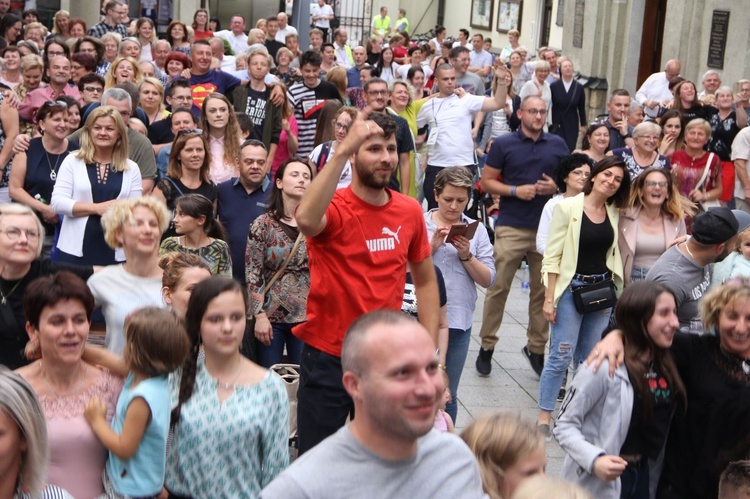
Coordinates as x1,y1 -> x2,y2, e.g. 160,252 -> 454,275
569,170 -> 590,178
637,135 -> 660,141
177,128 -> 203,137
84,86 -> 103,93
333,121 -> 349,132
523,108 -> 547,116
0,227 -> 40,240
645,181 -> 668,188
367,90 -> 388,96
46,50 -> 64,57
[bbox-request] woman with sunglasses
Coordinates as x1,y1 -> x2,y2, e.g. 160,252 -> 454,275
51,106 -> 142,266
9,101 -> 77,258
538,157 -> 630,437
153,128 -> 217,240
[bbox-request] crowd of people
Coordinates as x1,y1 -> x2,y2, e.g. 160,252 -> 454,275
1,0 -> 750,497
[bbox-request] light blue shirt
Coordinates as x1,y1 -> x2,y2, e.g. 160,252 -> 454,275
107,373 -> 171,497
424,210 -> 496,330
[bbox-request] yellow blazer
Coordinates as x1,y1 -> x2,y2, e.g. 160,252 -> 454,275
541,193 -> 624,306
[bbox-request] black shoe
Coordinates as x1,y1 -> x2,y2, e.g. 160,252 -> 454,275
476,348 -> 493,376
558,388 -> 566,401
522,346 -> 545,377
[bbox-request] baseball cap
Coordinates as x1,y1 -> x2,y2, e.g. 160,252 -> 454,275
691,207 -> 750,245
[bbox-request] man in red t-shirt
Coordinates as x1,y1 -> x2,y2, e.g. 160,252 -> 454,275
294,110 -> 439,455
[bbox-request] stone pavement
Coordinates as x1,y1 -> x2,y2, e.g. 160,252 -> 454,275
453,267 -> 566,477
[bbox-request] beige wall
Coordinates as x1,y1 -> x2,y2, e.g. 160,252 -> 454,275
662,0 -> 750,90
441,0 -> 563,56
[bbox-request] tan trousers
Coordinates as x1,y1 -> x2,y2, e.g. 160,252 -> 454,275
479,225 -> 549,355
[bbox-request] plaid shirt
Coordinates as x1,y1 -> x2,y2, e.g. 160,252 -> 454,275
87,20 -> 128,39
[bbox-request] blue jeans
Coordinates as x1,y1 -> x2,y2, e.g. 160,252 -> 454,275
630,265 -> 649,283
255,322 -> 304,368
538,279 -> 612,411
445,327 -> 471,423
620,459 -> 650,498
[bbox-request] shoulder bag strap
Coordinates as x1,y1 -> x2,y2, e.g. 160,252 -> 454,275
252,232 -> 304,315
165,177 -> 185,197
694,152 -> 716,192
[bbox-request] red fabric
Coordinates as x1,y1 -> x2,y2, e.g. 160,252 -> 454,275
392,46 -> 408,60
720,160 -> 735,202
193,30 -> 214,41
294,187 -> 431,357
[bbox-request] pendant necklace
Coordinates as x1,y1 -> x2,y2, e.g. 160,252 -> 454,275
0,278 -> 22,305
719,346 -> 750,375
44,148 -> 63,181
211,360 -> 243,391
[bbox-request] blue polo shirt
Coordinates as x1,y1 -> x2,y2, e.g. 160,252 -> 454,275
486,129 -> 569,229
217,176 -> 272,283
346,66 -> 362,88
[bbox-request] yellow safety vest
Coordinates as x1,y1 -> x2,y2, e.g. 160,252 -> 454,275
394,17 -> 410,34
373,15 -> 390,36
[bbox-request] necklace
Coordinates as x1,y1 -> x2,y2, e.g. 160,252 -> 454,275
209,360 -> 243,391
719,346 -> 750,375
0,277 -> 22,305
40,361 -> 87,397
683,240 -> 696,260
44,148 -> 63,181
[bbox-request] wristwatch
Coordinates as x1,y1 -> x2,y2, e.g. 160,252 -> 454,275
459,253 -> 474,262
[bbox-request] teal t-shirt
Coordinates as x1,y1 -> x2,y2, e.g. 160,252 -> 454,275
107,373 -> 170,496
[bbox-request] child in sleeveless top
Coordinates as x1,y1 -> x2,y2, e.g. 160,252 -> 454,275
434,370 -> 455,432
84,308 -> 190,499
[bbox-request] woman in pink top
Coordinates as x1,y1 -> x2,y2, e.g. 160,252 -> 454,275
16,272 -> 122,499
200,93 -> 243,184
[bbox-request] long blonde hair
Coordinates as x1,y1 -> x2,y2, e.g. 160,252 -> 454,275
199,93 -> 242,168
76,105 -> 130,172
52,10 -> 70,35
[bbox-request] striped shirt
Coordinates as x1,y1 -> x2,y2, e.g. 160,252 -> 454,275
286,79 -> 342,158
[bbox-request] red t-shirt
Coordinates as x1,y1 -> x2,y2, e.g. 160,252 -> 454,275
294,187 -> 431,357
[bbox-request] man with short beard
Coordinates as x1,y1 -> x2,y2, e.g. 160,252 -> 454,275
291,111 -> 439,455
646,207 -> 750,334
363,78 -> 412,195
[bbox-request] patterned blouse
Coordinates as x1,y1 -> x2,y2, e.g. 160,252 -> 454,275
159,237 -> 233,276
245,214 -> 309,324
165,358 -> 290,498
611,147 -> 671,181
